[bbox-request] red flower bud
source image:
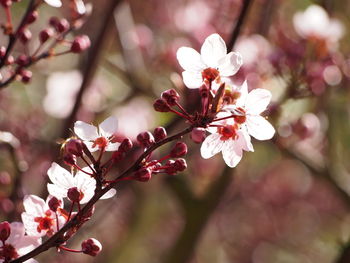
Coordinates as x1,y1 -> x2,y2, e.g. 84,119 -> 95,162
136,131 -> 154,148
19,29 -> 32,44
48,196 -> 61,212
174,158 -> 187,172
49,16 -> 59,27
135,167 -> 151,182
16,54 -> 29,67
39,28 -> 54,43
161,89 -> 180,106
154,127 -> 167,142
0,221 -> 11,242
5,55 -> 14,65
67,187 -> 83,203
153,99 -> 170,112
119,138 -> 132,152
0,0 -> 12,7
20,70 -> 32,84
81,238 -> 102,257
26,10 -> 38,24
170,142 -> 187,158
0,46 -> 6,58
190,128 -> 206,143
55,18 -> 70,33
65,138 -> 84,157
71,35 -> 91,53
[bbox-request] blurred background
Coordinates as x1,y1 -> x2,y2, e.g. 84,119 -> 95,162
1,0 -> 350,262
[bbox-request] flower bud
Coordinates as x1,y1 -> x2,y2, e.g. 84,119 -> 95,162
48,196 -> 61,212
161,89 -> 180,106
39,28 -> 54,43
170,142 -> 187,158
63,153 -> 76,166
20,70 -> 32,84
67,187 -> 83,203
190,128 -> 206,143
16,54 -> 29,67
137,131 -> 154,148
65,138 -> 84,157
164,160 -> 177,175
5,55 -> 14,65
153,99 -> 170,112
119,138 -> 132,152
135,167 -> 151,182
111,151 -> 124,162
154,127 -> 167,142
26,10 -> 38,24
19,29 -> 32,44
174,158 -> 187,172
0,0 -> 12,7
49,16 -> 59,27
71,35 -> 91,53
0,46 -> 6,58
82,238 -> 102,257
0,221 -> 11,242
56,18 -> 70,33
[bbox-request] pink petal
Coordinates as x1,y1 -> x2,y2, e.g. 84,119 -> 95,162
176,47 -> 205,72
74,121 -> 98,141
7,222 -> 25,244
245,89 -> 272,115
200,33 -> 227,68
47,162 -> 74,190
200,133 -> 224,159
222,140 -> 243,168
99,116 -> 118,138
101,188 -> 117,199
23,195 -> 45,216
218,52 -> 243,77
246,115 -> 275,140
182,71 -> 203,89
44,0 -> 62,7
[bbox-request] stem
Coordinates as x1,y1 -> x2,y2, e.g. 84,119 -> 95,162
58,246 -> 82,253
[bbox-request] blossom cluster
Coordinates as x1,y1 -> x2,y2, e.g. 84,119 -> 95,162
0,33 -> 275,262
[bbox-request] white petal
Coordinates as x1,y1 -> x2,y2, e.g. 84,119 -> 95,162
21,213 -> 43,237
245,89 -> 272,115
47,184 -> 68,199
44,0 -> 62,7
176,47 -> 205,72
101,188 -> 116,199
99,116 -> 118,138
23,195 -> 45,216
200,133 -> 224,159
200,33 -> 227,68
47,162 -> 74,190
7,222 -> 25,244
75,171 -> 96,193
218,52 -> 243,77
74,121 -> 98,141
246,115 -> 275,140
105,142 -> 120,152
84,141 -> 98,152
222,140 -> 243,168
182,71 -> 203,89
16,236 -> 41,256
235,80 -> 248,108
237,129 -> 254,152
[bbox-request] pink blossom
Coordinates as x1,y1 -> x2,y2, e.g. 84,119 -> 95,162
0,222 -> 41,263
21,195 -> 65,237
176,33 -> 242,89
44,0 -> 62,7
47,162 -> 116,204
74,116 -> 120,152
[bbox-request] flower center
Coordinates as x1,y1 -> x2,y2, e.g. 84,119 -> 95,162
34,210 -> 54,234
218,125 -> 238,141
92,136 -> 108,149
202,68 -> 219,82
233,107 -> 246,124
0,244 -> 19,261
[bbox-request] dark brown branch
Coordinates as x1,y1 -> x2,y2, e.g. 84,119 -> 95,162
227,0 -> 254,51
10,126 -> 193,263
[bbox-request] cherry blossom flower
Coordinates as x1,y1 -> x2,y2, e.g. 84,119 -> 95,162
293,5 -> 344,46
176,33 -> 243,89
200,112 -> 254,168
224,81 -> 275,141
0,222 -> 41,263
44,0 -> 62,7
47,162 -> 116,204
21,195 -> 65,237
74,116 -> 120,152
